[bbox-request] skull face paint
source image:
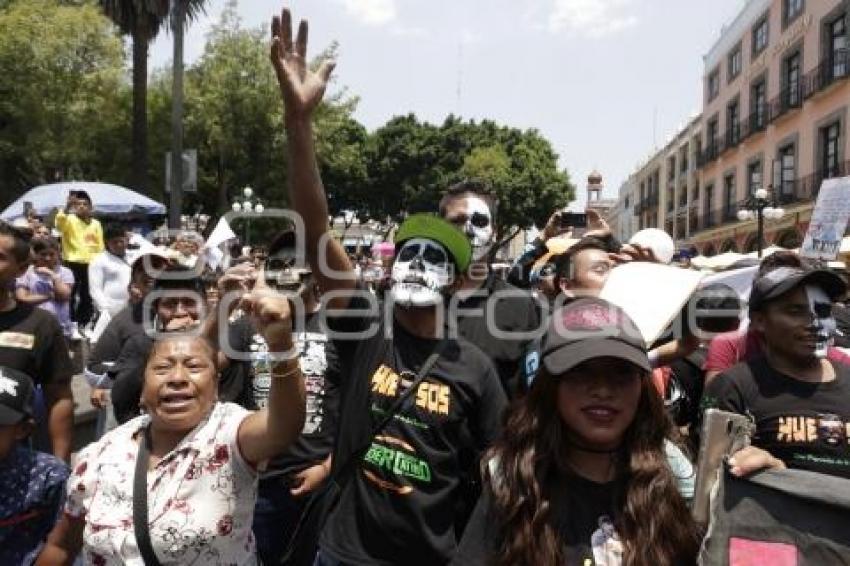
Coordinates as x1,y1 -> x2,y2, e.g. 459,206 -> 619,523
390,238 -> 452,307
458,196 -> 494,261
805,285 -> 836,358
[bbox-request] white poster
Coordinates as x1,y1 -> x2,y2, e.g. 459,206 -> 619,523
600,262 -> 704,346
801,176 -> 850,260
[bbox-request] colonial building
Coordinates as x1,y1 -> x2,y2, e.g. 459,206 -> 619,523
689,0 -> 849,255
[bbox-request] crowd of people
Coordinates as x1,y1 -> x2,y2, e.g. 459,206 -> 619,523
1,7 -> 849,566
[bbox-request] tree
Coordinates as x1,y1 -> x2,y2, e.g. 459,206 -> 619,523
364,114 -> 575,243
98,0 -> 208,195
0,0 -> 126,201
144,1 -> 366,218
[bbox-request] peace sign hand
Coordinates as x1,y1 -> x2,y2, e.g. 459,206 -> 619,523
270,7 -> 336,121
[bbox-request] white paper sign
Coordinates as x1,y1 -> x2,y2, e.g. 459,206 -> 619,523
205,216 -> 238,250
801,176 -> 850,260
600,262 -> 704,346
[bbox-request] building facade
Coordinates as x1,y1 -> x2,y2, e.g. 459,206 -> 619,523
689,0 -> 850,255
619,116 -> 703,246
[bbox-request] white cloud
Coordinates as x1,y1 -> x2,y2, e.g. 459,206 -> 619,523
390,24 -> 431,39
342,0 -> 397,26
548,0 -> 638,37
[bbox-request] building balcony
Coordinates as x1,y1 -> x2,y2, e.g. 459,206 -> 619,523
724,124 -> 742,150
699,209 -> 718,231
646,193 -> 659,208
804,49 -> 849,99
722,207 -> 738,223
768,84 -> 803,123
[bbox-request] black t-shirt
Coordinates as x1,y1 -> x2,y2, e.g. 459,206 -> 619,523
0,303 -> 72,387
452,273 -> 541,398
321,295 -> 508,566
250,311 -> 341,477
453,475 -> 627,566
705,357 -> 850,478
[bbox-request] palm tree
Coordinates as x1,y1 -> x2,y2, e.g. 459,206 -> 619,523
99,0 -> 207,194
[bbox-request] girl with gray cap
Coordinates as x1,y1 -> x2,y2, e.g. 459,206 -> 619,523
454,297 -> 700,566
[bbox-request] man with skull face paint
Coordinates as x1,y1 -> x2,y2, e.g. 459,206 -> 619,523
270,10 -> 508,565
439,181 -> 542,397
705,267 -> 850,479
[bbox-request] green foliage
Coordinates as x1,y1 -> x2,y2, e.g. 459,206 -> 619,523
0,0 -> 573,238
145,1 -> 366,216
365,115 -> 574,240
0,0 -> 125,198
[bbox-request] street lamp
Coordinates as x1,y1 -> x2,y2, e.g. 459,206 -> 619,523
736,186 -> 785,258
230,186 -> 264,246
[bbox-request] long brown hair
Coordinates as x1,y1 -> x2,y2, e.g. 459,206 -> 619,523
485,367 -> 700,566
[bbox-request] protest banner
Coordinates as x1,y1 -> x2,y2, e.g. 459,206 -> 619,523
800,176 -> 850,260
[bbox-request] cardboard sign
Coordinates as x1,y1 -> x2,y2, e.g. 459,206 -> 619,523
801,176 -> 850,260
599,262 -> 704,346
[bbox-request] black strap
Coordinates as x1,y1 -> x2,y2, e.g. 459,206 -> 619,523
370,339 -> 447,438
133,427 -> 163,566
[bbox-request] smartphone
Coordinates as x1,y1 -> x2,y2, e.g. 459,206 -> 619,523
559,212 -> 588,228
692,409 -> 755,523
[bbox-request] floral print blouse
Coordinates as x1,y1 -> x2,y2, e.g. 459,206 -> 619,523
65,402 -> 258,565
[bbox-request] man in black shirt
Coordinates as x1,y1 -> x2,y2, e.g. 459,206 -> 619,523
705,267 -> 850,478
0,222 -> 73,461
439,181 -> 542,398
270,12 -> 508,564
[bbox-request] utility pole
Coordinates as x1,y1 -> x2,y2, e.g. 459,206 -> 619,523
169,0 -> 185,230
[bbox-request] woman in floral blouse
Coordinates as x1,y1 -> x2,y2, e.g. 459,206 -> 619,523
37,274 -> 306,565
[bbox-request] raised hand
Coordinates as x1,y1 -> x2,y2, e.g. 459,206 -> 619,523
239,266 -> 293,352
270,7 -> 336,121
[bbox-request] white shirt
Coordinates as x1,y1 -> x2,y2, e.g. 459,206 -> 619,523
88,251 -> 131,316
65,402 -> 258,565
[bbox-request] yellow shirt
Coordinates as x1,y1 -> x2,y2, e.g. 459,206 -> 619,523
54,210 -> 104,264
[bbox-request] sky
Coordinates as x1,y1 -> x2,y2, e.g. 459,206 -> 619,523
150,0 -> 746,207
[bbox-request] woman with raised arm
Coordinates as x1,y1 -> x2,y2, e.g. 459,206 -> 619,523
36,274 -> 305,565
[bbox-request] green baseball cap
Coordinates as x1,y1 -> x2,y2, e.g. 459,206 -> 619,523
395,213 -> 472,273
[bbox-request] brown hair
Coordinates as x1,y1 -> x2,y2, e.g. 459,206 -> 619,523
485,367 -> 700,566
438,179 -> 498,219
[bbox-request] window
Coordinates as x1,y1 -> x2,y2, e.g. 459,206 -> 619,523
753,17 -> 769,56
829,14 -> 847,81
708,69 -> 720,101
724,174 -> 736,219
681,147 -> 689,173
747,161 -> 762,196
778,144 -> 796,201
728,46 -> 742,81
625,196 -> 630,209
668,157 -> 676,180
821,122 -> 841,178
785,51 -> 802,107
751,79 -> 767,129
705,184 -> 715,227
783,0 -> 804,26
727,100 -> 740,145
707,117 -> 719,153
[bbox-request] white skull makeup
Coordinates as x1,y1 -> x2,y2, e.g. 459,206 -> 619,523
805,285 -> 836,358
461,196 -> 494,261
390,238 -> 452,307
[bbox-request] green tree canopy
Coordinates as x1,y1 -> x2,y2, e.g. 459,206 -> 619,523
0,0 -> 125,198
364,114 -> 575,241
